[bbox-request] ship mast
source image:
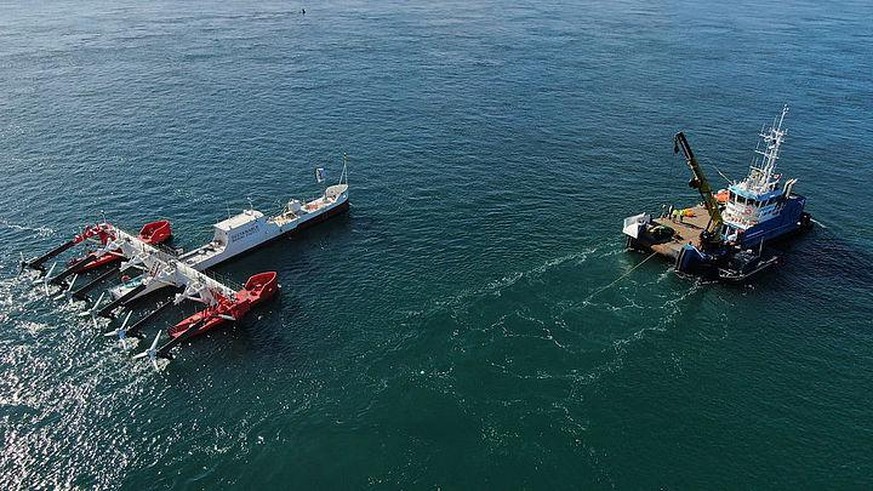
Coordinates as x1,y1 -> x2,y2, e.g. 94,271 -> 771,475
748,105 -> 789,193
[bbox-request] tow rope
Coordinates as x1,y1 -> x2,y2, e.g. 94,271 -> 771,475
586,251 -> 658,301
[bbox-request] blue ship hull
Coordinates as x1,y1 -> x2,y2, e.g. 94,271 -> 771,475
736,194 -> 808,249
675,195 -> 811,279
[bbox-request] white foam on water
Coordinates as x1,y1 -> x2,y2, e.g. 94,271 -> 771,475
0,219 -> 55,238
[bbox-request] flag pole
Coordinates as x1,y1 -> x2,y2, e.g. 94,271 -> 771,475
340,153 -> 348,185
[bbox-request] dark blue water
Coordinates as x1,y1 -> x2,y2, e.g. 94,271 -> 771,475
1,0 -> 872,488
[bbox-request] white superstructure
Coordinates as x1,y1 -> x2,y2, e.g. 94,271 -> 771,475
178,183 -> 349,270
721,105 -> 795,232
111,167 -> 349,301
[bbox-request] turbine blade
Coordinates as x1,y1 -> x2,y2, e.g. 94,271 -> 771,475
45,262 -> 57,280
66,274 -> 78,292
150,331 -> 161,351
119,311 -> 133,332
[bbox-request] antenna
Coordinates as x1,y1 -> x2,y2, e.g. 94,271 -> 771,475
777,104 -> 789,131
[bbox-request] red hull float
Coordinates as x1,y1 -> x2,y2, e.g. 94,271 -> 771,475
70,220 -> 172,271
25,222 -> 118,271
169,271 -> 279,340
131,271 -> 279,366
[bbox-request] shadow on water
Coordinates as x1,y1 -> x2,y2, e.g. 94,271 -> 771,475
754,224 -> 873,307
167,293 -> 305,365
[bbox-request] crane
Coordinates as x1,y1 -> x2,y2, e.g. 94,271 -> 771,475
673,132 -> 724,248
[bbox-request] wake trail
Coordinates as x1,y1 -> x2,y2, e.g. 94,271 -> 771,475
410,245 -> 607,320
0,219 -> 55,238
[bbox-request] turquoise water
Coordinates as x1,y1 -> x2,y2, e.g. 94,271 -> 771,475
1,0 -> 872,488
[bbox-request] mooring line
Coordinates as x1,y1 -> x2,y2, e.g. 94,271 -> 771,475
810,218 -> 828,229
586,251 -> 658,302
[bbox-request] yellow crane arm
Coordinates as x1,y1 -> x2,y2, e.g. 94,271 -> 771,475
673,132 -> 724,234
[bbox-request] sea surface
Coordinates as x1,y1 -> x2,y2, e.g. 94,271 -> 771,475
1,0 -> 872,489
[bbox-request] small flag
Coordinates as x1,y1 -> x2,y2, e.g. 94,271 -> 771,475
315,167 -> 325,183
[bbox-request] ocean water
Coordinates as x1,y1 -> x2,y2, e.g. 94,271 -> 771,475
1,0 -> 872,488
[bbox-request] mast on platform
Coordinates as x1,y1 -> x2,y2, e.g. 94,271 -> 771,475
747,104 -> 789,193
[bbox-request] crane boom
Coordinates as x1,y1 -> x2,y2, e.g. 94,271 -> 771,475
673,132 -> 723,236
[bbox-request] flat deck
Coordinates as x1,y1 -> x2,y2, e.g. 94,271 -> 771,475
650,205 -> 711,260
